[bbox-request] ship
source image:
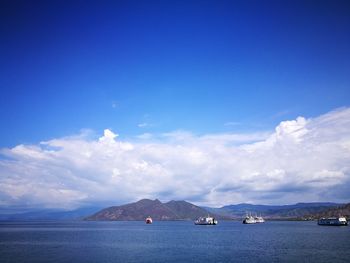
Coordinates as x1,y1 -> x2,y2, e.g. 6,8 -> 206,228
194,216 -> 217,225
145,216 -> 153,224
255,215 -> 265,223
318,216 -> 347,226
243,213 -> 256,224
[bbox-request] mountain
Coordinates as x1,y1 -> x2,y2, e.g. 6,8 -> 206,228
206,202 -> 343,219
86,199 -> 222,221
164,200 -> 212,219
305,203 -> 350,219
1,201 -> 346,221
0,206 -> 103,221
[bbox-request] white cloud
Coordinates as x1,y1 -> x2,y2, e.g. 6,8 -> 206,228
99,129 -> 118,142
138,123 -> 148,128
224,121 -> 241,126
138,122 -> 154,128
0,108 -> 350,209
136,133 -> 153,140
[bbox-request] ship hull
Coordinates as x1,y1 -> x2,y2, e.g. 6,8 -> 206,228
243,220 -> 256,224
194,222 -> 217,225
318,218 -> 348,226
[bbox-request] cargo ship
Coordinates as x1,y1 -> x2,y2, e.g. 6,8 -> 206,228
317,216 -> 347,226
194,216 -> 217,225
255,215 -> 265,223
243,214 -> 256,224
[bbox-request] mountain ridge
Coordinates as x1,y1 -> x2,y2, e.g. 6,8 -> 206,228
0,201 -> 348,221
304,203 -> 350,219
0,206 -> 103,221
206,202 -> 344,219
85,199 -> 224,221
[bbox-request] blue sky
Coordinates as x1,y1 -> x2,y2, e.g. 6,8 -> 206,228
1,0 -> 349,147
0,0 -> 350,209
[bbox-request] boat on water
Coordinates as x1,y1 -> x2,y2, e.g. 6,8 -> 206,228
145,216 -> 153,224
255,215 -> 265,223
318,216 -> 348,226
243,214 -> 256,224
194,216 -> 218,225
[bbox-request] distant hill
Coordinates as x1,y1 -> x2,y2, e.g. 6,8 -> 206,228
0,206 -> 103,221
206,202 -> 343,219
85,199 -> 223,221
305,203 -> 350,219
1,201 -> 346,221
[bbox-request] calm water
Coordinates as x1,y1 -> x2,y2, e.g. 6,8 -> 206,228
0,220 -> 349,263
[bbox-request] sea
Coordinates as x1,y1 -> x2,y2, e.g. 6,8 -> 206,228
0,220 -> 349,263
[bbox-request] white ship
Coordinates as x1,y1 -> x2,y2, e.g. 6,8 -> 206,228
255,215 -> 265,223
145,216 -> 153,224
194,216 -> 218,225
318,216 -> 347,226
243,213 -> 256,224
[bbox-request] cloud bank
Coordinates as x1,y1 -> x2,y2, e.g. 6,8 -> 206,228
1,108 -> 350,209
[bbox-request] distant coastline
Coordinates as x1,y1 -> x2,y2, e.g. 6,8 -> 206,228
1,200 -> 349,221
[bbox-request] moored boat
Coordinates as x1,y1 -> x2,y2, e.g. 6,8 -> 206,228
145,216 -> 153,224
255,215 -> 265,223
318,216 -> 347,226
243,213 -> 256,224
194,216 -> 217,225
